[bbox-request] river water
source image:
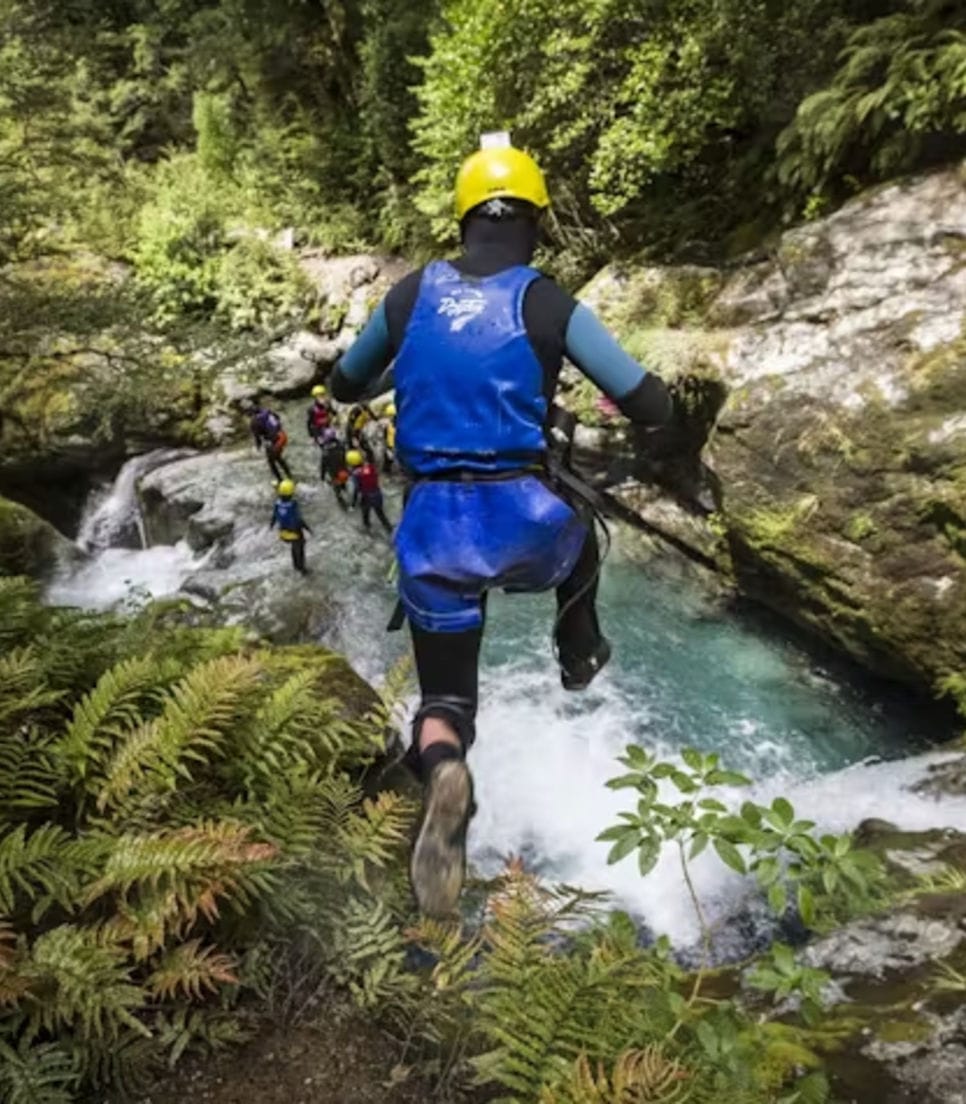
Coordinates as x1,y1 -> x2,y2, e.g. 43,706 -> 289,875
45,425 -> 966,948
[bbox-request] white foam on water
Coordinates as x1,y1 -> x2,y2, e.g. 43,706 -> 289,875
468,656 -> 966,947
46,543 -> 201,610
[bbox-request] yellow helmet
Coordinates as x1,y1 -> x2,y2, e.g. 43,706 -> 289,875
384,402 -> 397,418
311,384 -> 327,399
455,146 -> 550,221
346,449 -> 363,468
277,479 -> 295,497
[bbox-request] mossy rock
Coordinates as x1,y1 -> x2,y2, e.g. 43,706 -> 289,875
0,495 -> 76,578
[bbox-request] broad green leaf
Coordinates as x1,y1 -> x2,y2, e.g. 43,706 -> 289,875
768,881 -> 788,915
772,797 -> 795,826
681,748 -> 703,772
714,838 -> 747,875
606,831 -> 640,864
638,838 -> 660,876
690,832 -> 709,860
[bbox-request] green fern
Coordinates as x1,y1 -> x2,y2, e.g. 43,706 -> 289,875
147,938 -> 238,1001
94,654 -> 263,812
59,654 -> 174,790
23,924 -> 148,1041
82,821 -> 278,926
0,726 -> 63,820
0,647 -> 64,730
153,1006 -> 247,1068
541,1046 -> 693,1104
0,824 -> 86,921
336,790 -> 415,890
0,578 -> 45,650
0,1038 -> 78,1104
329,896 -> 417,1009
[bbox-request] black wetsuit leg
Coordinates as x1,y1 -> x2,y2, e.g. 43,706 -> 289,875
554,523 -> 603,663
374,499 -> 392,533
410,621 -> 484,753
360,499 -> 372,529
291,537 -> 306,573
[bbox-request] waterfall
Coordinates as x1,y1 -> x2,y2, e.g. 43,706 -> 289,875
76,449 -> 194,553
48,448 -> 201,610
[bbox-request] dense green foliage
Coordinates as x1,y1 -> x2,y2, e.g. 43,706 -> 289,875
2,0 -> 963,307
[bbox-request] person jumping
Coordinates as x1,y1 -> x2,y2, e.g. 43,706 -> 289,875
330,139 -> 672,918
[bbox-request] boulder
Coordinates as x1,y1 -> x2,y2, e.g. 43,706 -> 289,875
573,165 -> 966,704
0,495 -> 80,578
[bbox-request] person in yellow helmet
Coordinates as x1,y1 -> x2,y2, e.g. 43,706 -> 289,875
269,479 -> 312,574
329,140 -> 672,918
306,383 -> 335,447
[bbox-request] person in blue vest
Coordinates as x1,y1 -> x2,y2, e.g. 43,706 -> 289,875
330,141 -> 673,917
269,479 -> 312,574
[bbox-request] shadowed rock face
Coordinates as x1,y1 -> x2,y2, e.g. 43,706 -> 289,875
570,165 -> 966,705
0,495 -> 80,578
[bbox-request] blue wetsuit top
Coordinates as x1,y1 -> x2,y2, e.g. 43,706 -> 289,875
330,222 -> 671,431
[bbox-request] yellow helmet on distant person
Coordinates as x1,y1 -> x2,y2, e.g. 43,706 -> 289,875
346,449 -> 364,468
311,384 -> 327,399
277,479 -> 295,497
455,145 -> 550,221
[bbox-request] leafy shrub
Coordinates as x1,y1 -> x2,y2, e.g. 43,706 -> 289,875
777,0 -> 966,206
132,155 -> 228,322
214,237 -> 314,331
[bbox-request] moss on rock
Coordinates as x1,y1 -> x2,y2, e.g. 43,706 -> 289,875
0,495 -> 74,578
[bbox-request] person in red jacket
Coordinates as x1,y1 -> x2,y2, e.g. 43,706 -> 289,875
346,449 -> 392,533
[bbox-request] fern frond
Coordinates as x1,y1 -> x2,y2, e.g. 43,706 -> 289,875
94,655 -> 263,812
154,1006 -> 247,1069
0,577 -> 45,650
24,924 -> 148,1041
0,1038 -> 78,1104
329,896 -> 417,1010
335,790 -> 416,890
59,654 -> 172,789
0,916 -> 31,1005
0,824 -> 86,920
69,1028 -> 160,1096
83,821 -> 278,930
541,1046 -> 692,1103
0,647 -> 64,729
407,917 -> 482,994
147,939 -> 238,1001
237,670 -> 337,793
0,726 -> 62,820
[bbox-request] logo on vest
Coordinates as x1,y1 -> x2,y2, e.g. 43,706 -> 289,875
437,288 -> 486,333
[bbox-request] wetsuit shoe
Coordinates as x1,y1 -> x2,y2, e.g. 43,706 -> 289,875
410,759 -> 473,919
560,637 -> 612,691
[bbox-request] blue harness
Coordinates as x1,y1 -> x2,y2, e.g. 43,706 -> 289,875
392,263 -> 586,633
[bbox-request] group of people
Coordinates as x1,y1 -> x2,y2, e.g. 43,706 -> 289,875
246,389 -> 396,574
